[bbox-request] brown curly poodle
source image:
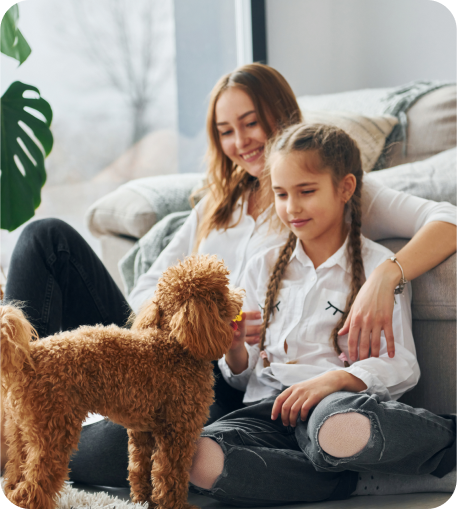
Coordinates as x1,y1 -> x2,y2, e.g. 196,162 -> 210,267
1,255 -> 244,509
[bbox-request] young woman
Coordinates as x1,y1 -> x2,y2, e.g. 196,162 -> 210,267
188,124 -> 455,506
3,64 -> 456,486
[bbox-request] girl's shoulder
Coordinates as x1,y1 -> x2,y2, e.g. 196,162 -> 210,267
245,242 -> 287,278
360,234 -> 395,276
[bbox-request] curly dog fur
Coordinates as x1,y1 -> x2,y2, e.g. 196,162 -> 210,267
1,255 -> 244,509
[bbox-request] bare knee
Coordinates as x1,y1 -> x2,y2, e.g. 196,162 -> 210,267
318,412 -> 371,458
189,437 -> 224,490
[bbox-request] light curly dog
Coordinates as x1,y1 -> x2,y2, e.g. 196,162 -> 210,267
1,255 -> 244,509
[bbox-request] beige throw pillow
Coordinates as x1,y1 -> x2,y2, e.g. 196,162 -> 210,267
301,109 -> 398,172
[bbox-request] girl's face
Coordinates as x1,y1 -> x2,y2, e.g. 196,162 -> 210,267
271,150 -> 355,251
215,88 -> 268,178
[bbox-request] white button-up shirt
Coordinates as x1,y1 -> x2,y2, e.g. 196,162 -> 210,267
128,175 -> 456,313
219,235 -> 420,403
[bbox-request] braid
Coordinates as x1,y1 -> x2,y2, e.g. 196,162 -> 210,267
258,231 -> 296,367
329,182 -> 365,367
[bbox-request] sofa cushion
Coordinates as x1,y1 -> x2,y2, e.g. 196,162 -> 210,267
368,148 -> 456,205
85,188 -> 155,240
301,110 -> 398,172
86,173 -> 204,239
387,85 -> 457,167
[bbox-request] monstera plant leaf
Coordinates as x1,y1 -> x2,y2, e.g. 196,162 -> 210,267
1,4 -> 31,65
1,81 -> 53,231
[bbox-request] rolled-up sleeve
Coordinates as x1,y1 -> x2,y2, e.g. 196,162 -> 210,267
361,175 -> 457,241
218,344 -> 259,391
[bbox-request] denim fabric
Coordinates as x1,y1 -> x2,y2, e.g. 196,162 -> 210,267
190,392 -> 455,507
300,391 -> 455,476
190,397 -> 358,506
4,218 -> 132,337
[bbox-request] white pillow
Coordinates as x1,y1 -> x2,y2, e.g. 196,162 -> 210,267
300,108 -> 398,173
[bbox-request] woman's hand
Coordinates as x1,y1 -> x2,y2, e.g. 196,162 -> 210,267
339,260 -> 400,361
244,311 -> 262,345
271,372 -> 367,426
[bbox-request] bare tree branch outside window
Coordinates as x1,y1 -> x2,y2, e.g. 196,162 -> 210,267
64,0 -> 173,144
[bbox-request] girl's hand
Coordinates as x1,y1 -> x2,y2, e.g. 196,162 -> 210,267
226,312 -> 249,374
339,260 -> 400,361
244,311 -> 262,346
230,312 -> 247,351
271,372 -> 367,426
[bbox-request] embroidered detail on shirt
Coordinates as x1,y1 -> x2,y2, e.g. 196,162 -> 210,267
259,301 -> 281,314
325,301 -> 344,316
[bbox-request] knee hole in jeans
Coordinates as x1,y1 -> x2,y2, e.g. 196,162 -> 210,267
318,412 -> 371,458
189,437 -> 224,490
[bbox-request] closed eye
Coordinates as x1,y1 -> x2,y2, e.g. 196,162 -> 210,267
247,121 -> 257,127
219,129 -> 232,136
302,190 -> 315,195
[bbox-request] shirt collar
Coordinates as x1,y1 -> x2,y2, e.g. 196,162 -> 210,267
290,234 -> 352,273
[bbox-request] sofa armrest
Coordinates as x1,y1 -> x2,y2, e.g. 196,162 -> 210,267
100,234 -> 136,296
85,173 -> 204,240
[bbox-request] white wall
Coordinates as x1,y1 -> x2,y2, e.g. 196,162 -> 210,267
266,0 -> 456,96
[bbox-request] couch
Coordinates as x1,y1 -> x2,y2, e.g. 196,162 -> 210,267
85,84 -> 456,508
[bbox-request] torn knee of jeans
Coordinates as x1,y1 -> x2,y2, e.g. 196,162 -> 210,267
189,433 -> 230,494
314,409 -> 386,465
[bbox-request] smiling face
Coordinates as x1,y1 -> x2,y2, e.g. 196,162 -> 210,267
215,87 -> 268,178
270,150 -> 355,260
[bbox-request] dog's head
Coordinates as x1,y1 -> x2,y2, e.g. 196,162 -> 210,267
132,255 -> 244,361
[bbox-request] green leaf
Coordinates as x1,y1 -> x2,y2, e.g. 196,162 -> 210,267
1,4 -> 31,65
1,81 -> 53,231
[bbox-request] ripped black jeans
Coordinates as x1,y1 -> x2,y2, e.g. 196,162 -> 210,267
190,391 -> 456,507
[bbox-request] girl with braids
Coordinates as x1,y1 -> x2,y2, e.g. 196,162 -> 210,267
188,124 -> 455,506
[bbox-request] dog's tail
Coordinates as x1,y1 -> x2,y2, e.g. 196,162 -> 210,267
1,305 -> 36,386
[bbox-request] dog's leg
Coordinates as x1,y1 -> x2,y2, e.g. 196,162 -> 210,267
150,430 -> 200,509
7,419 -> 82,509
127,429 -> 156,505
2,416 -> 28,499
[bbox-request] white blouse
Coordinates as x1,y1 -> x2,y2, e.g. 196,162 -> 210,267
219,235 -> 420,403
128,174 -> 456,313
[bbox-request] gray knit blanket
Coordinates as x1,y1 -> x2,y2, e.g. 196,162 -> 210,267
119,81 -> 453,295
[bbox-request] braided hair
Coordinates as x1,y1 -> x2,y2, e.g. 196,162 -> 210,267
258,123 -> 364,368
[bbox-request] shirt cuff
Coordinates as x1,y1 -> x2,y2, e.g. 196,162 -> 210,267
343,366 -> 392,402
218,344 -> 258,392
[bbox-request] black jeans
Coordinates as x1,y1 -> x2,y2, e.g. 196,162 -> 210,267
4,218 -> 245,487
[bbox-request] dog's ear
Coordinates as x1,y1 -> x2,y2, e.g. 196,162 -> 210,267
131,298 -> 161,330
170,298 -> 232,361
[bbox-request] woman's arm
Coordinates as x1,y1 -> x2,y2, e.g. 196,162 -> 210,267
345,177 -> 457,361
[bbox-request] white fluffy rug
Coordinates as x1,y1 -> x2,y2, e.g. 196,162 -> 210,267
1,483 -> 148,509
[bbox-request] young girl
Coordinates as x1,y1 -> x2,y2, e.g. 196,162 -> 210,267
3,64 -> 456,486
188,124 -> 456,506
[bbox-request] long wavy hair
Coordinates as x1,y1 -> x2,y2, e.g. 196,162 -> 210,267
258,124 -> 365,368
192,63 -> 302,249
